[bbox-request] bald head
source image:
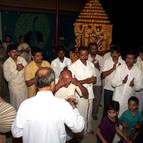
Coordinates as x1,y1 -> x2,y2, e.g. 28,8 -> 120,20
61,68 -> 72,77
59,68 -> 72,87
35,67 -> 55,89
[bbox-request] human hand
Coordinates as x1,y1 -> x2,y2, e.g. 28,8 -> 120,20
129,78 -> 134,87
66,96 -> 77,109
57,78 -> 69,88
124,138 -> 132,143
135,122 -> 142,130
16,63 -> 24,71
94,61 -> 100,70
122,122 -> 128,128
123,75 -> 128,84
71,77 -> 80,86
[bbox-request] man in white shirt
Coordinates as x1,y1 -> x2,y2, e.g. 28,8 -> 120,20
51,47 -> 71,78
88,43 -> 103,120
112,51 -> 143,115
11,67 -> 84,143
3,44 -> 27,110
69,47 -> 96,134
102,45 -> 124,113
135,47 -> 143,110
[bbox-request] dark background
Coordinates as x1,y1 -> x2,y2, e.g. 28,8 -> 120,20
1,0 -> 143,59
101,0 -> 143,51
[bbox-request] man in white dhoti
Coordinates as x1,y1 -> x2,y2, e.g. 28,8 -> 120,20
102,45 -> 124,113
69,47 -> 96,134
3,44 -> 27,110
135,47 -> 143,110
88,43 -> 103,120
112,51 -> 143,116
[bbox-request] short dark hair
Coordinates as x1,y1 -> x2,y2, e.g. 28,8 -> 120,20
106,100 -> 120,113
111,44 -> 121,54
57,46 -> 65,54
7,44 -> 17,53
31,47 -> 42,56
78,46 -> 89,54
88,42 -> 98,49
128,96 -> 139,105
35,67 -> 55,88
125,50 -> 138,59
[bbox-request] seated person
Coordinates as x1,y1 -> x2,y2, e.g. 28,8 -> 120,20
120,96 -> 143,141
96,101 -> 129,143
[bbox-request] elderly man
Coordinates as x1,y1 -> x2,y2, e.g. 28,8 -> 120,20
55,68 -> 88,142
12,67 -> 84,143
55,68 -> 88,100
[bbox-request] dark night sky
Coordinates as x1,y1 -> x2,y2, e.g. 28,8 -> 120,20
100,0 -> 143,51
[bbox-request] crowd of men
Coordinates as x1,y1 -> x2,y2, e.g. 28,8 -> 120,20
0,35 -> 143,143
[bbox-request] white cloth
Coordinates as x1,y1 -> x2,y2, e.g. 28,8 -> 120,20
136,56 -> 143,75
3,56 -> 27,109
51,57 -> 71,78
77,98 -> 93,133
11,91 -> 84,143
17,43 -> 31,62
88,54 -> 103,86
102,57 -> 125,91
103,52 -> 111,63
55,81 -> 83,141
135,56 -> 143,110
69,59 -> 96,99
112,64 -> 143,115
55,82 -> 82,100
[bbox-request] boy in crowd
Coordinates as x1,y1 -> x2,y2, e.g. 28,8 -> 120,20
120,96 -> 143,142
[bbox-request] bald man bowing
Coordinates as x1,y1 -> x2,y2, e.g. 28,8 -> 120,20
55,68 -> 88,100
